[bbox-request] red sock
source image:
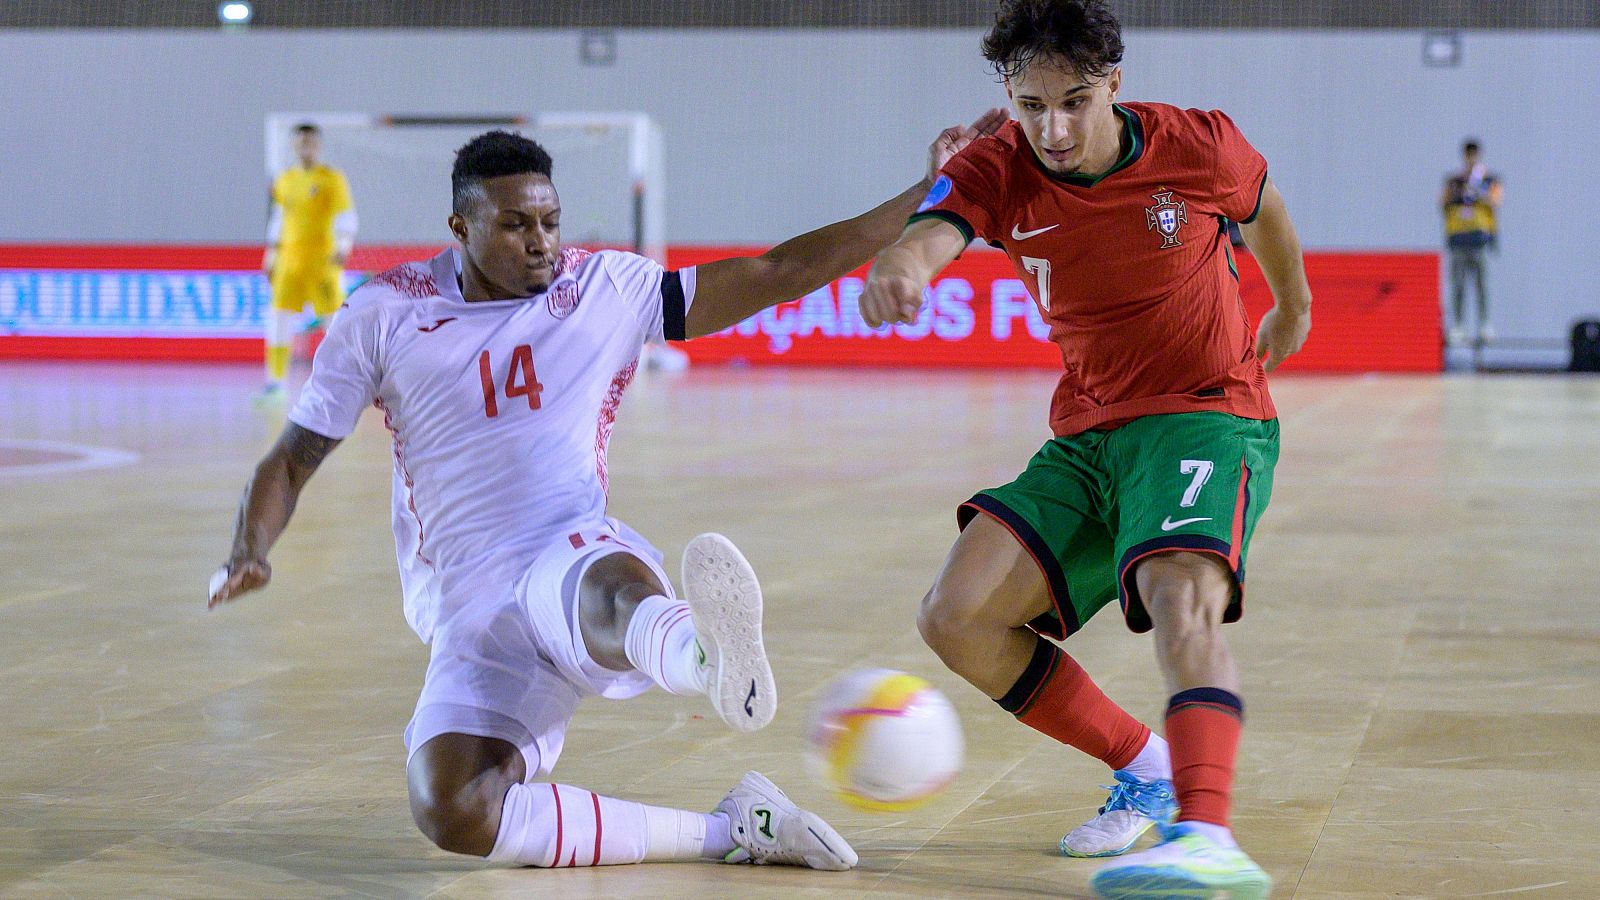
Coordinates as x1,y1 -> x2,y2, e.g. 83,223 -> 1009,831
1165,687 -> 1244,827
995,637 -> 1150,770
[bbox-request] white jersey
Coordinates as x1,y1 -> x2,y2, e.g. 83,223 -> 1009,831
288,246 -> 696,642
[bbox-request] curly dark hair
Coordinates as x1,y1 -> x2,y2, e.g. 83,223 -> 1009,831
982,0 -> 1124,81
451,130 -> 554,213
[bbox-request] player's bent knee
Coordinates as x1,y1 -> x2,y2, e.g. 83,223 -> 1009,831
915,588 -> 950,648
917,583 -> 996,668
407,734 -> 524,857
410,780 -> 502,856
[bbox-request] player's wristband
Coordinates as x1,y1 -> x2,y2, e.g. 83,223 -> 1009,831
208,565 -> 229,601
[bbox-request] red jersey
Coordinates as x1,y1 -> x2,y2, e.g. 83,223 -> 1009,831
914,102 -> 1276,436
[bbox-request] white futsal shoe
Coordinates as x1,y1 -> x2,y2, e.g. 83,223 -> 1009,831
1061,771 -> 1177,858
715,771 -> 859,870
682,533 -> 777,732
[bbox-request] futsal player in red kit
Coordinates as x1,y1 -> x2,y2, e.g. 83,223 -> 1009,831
861,2 -> 1312,897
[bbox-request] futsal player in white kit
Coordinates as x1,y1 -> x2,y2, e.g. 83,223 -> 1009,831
210,115 -> 1004,871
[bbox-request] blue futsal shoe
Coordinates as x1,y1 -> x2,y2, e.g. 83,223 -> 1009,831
1060,770 -> 1177,858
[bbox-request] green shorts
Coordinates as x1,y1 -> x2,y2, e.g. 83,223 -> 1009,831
957,412 -> 1279,638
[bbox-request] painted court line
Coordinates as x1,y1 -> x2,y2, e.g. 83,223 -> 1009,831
0,438 -> 139,478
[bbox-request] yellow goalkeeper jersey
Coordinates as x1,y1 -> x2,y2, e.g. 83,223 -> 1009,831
271,164 -> 354,258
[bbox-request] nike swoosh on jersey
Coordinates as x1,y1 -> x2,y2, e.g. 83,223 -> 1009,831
1160,516 -> 1213,531
1011,223 -> 1059,240
417,317 -> 457,333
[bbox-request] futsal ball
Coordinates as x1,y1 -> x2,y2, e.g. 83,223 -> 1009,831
805,668 -> 964,812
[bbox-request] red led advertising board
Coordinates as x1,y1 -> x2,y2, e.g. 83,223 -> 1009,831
0,244 -> 1439,372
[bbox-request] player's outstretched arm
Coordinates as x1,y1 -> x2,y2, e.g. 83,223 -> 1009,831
682,108 -> 1008,339
858,217 -> 970,328
1240,177 -> 1313,372
208,423 -> 342,608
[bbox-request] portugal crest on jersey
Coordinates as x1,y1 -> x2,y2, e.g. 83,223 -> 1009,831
1145,191 -> 1188,249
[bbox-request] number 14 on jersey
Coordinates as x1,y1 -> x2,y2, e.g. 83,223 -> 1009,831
479,345 -> 543,418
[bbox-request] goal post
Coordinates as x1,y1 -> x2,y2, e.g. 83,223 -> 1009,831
263,111 -> 667,268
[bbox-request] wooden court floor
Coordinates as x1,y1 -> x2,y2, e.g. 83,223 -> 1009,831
2,361 -> 1597,898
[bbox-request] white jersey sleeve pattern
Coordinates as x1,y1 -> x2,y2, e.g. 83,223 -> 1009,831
287,276 -> 396,439
591,250 -> 697,343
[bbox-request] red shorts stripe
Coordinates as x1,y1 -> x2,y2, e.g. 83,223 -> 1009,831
1230,457 -> 1251,571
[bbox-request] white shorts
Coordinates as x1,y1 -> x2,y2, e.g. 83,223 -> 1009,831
403,519 -> 669,778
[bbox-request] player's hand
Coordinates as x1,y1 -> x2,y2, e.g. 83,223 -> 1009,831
860,271 -> 925,328
926,107 -> 1010,183
262,248 -> 277,277
208,558 -> 271,609
1256,306 -> 1311,372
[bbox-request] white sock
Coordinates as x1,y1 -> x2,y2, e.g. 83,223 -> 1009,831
1119,732 -> 1172,782
267,308 -> 296,346
486,782 -> 721,866
642,805 -> 715,862
701,811 -> 735,860
1177,819 -> 1238,849
622,594 -> 706,696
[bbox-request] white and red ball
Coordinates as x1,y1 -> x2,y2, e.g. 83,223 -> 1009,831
805,668 -> 964,812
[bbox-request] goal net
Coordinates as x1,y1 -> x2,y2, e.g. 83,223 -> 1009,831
264,111 -> 666,274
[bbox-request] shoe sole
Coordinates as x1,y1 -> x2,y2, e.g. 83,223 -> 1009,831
683,534 -> 776,732
1090,865 -> 1272,899
1061,827 -> 1147,858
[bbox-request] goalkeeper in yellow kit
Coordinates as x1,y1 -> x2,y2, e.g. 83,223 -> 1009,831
261,123 -> 358,398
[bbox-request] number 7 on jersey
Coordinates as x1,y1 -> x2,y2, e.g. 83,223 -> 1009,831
1022,256 -> 1051,313
479,345 -> 544,418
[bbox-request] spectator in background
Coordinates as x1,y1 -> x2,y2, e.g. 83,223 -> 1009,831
1441,139 -> 1502,345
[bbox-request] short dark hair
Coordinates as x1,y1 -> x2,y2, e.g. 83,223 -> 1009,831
982,0 -> 1124,81
451,130 -> 554,214
293,123 -> 319,136
1462,139 -> 1481,154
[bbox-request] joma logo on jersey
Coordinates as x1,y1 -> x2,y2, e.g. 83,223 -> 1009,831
1145,191 -> 1188,249
546,282 -> 580,319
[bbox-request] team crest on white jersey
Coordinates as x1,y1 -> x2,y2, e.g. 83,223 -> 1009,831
1145,191 -> 1188,249
547,281 -> 580,319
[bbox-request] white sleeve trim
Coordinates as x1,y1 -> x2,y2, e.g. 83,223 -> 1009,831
679,265 -> 697,318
